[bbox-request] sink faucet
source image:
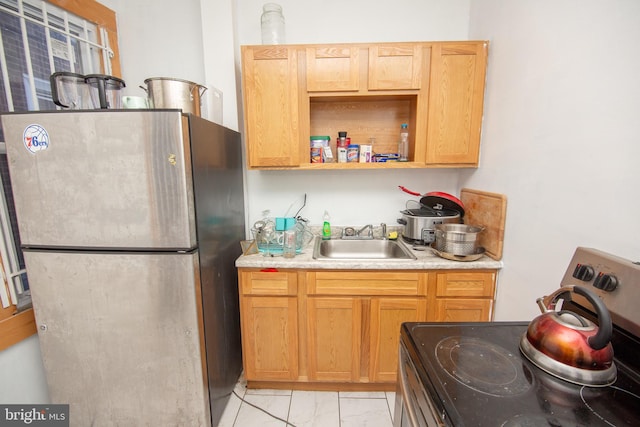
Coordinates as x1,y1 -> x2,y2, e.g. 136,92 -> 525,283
357,224 -> 374,239
381,223 -> 387,239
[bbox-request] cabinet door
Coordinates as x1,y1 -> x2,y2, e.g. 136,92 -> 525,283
306,45 -> 360,92
241,46 -> 300,167
240,295 -> 299,381
369,297 -> 427,382
307,297 -> 362,382
368,44 -> 424,90
435,298 -> 493,322
426,42 -> 488,166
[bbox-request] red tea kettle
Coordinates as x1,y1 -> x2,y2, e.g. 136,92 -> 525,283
519,285 -> 617,386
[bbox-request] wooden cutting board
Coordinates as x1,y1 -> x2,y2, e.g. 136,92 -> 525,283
460,188 -> 507,260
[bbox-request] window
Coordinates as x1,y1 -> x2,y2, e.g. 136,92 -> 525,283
0,0 -> 120,351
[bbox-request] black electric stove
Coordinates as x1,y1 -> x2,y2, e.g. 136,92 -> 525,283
395,248 -> 640,427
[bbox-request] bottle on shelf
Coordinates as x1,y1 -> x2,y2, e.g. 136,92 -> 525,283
337,131 -> 348,163
398,123 -> 409,162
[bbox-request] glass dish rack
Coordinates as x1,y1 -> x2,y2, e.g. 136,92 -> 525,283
251,219 -> 314,255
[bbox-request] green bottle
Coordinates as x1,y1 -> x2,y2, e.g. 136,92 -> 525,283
322,211 -> 331,240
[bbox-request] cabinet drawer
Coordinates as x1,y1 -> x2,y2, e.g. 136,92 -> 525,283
307,271 -> 426,296
435,271 -> 495,298
240,271 -> 297,296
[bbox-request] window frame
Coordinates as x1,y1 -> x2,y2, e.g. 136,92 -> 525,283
46,0 -> 120,77
0,0 -> 120,352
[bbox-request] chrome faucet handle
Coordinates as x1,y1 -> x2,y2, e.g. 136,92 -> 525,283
342,227 -> 356,238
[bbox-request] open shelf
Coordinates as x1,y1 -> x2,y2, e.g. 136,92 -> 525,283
308,94 -> 418,165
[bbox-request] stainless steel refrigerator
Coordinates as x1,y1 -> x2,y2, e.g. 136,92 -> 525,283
1,110 -> 245,426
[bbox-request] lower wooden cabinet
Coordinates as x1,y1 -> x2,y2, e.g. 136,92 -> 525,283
237,268 -> 496,387
428,271 -> 496,322
307,296 -> 361,382
434,298 -> 493,322
306,295 -> 427,383
369,297 -> 427,382
238,270 -> 299,381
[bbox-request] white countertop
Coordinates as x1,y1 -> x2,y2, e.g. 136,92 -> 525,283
235,238 -> 503,270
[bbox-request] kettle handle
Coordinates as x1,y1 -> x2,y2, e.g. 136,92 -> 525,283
539,285 -> 613,350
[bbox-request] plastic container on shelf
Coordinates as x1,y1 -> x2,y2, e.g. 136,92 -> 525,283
261,3 -> 286,45
347,144 -> 359,163
310,135 -> 329,163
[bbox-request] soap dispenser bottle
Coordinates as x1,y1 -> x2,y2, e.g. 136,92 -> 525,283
322,211 -> 331,240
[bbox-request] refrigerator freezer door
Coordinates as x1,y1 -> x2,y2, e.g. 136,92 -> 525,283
25,249 -> 211,426
1,111 -> 196,250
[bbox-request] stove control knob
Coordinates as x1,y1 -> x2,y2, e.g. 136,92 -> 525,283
593,273 -> 619,292
573,264 -> 595,281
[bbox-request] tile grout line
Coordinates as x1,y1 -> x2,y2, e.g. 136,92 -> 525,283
286,390 -> 293,426
230,383 -> 245,427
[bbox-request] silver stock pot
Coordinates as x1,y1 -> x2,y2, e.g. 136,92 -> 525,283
141,77 -> 207,116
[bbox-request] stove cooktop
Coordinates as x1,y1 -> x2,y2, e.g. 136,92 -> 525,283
401,322 -> 640,427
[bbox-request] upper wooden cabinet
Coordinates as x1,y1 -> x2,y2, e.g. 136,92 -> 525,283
426,43 -> 488,166
368,44 -> 424,90
306,45 -> 360,92
240,41 -> 488,169
305,43 -> 424,92
241,46 -> 301,168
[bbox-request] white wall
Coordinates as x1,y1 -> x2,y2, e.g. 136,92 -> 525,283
465,0 -> 640,320
0,336 -> 49,403
113,0 -> 206,92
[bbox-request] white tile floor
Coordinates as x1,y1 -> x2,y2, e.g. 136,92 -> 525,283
217,375 -> 396,427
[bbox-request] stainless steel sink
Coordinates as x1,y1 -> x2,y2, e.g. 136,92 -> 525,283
312,237 -> 417,260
